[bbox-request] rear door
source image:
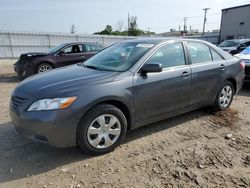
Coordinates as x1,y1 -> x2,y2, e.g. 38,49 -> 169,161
80,44 -> 103,61
133,42 -> 191,126
186,41 -> 227,106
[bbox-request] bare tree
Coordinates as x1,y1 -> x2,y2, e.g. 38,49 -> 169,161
115,20 -> 124,32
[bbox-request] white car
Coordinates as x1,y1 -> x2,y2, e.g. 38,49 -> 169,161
235,46 -> 250,82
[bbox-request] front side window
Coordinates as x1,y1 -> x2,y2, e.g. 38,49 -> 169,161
62,45 -> 82,54
187,42 -> 212,64
82,42 -> 155,71
146,43 -> 185,68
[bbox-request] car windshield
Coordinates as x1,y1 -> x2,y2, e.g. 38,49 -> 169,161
219,40 -> 239,47
48,43 -> 67,53
80,41 -> 156,72
240,46 -> 250,54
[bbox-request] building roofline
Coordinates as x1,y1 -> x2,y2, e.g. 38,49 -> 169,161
222,4 -> 250,11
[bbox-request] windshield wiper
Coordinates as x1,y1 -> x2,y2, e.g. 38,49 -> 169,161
83,65 -> 99,69
83,65 -> 111,71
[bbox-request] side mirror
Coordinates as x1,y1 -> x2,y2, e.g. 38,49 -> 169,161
140,63 -> 162,75
58,51 -> 65,56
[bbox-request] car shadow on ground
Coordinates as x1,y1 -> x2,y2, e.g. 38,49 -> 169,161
0,75 -> 21,83
0,108 -> 209,184
236,84 -> 250,97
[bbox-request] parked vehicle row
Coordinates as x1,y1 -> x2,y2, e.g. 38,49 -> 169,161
10,38 -> 245,155
14,42 -> 103,78
218,39 -> 250,55
235,46 -> 250,82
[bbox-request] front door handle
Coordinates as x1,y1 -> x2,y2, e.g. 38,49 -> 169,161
220,64 -> 225,69
181,71 -> 190,77
79,56 -> 85,59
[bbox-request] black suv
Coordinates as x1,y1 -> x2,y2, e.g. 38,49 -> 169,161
14,42 -> 103,78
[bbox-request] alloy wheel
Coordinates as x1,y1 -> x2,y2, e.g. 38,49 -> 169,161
219,85 -> 233,108
38,64 -> 53,73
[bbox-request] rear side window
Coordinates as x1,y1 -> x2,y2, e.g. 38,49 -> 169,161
211,50 -> 223,61
83,44 -> 103,52
187,42 -> 212,64
146,42 -> 186,68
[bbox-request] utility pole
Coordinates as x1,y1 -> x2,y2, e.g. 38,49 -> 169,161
183,17 -> 187,32
202,8 -> 210,35
127,13 -> 130,36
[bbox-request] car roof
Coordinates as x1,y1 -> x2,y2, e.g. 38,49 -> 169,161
120,37 -> 211,44
63,42 -> 102,46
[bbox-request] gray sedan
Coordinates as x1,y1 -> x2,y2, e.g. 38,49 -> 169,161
10,38 -> 245,155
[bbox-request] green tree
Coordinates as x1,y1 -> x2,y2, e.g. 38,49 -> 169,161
94,17 -> 155,36
94,25 -> 113,35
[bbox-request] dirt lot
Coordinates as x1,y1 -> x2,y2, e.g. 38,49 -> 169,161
0,61 -> 250,188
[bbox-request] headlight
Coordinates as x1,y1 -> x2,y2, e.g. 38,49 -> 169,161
27,97 -> 77,111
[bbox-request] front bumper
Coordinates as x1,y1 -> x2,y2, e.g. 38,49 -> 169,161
10,104 -> 80,148
14,60 -> 34,78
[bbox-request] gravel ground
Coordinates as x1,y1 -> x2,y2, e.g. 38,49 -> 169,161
0,61 -> 249,188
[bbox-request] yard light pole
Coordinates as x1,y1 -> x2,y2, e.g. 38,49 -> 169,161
202,8 -> 210,35
183,17 -> 187,32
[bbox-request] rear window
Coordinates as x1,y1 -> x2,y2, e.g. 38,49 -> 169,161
219,40 -> 239,47
187,42 -> 212,64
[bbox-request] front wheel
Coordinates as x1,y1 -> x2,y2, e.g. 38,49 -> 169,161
77,104 -> 127,155
36,63 -> 53,74
214,81 -> 234,111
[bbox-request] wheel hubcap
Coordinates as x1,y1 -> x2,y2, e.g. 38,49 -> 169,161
39,65 -> 52,73
87,114 -> 121,149
219,85 -> 233,108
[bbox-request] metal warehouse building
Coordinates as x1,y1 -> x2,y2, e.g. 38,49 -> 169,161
219,4 -> 250,42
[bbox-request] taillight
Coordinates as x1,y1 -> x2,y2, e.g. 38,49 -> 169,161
240,60 -> 245,70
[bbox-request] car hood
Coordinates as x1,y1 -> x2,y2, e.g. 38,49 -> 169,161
15,65 -> 119,97
19,52 -> 49,60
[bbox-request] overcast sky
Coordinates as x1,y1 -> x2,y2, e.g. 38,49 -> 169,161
0,0 -> 249,34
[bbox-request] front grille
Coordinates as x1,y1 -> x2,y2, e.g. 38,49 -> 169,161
11,96 -> 27,110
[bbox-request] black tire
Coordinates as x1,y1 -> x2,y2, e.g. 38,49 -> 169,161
213,81 -> 234,111
77,104 -> 127,155
36,63 -> 54,74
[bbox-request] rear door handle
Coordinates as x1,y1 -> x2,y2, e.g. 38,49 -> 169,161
181,71 -> 190,77
79,56 -> 85,59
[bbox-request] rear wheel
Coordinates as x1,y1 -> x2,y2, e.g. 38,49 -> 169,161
77,104 -> 127,155
214,81 -> 234,111
36,63 -> 53,74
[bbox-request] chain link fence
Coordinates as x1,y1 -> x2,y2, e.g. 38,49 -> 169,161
0,31 -> 219,59
0,31 -> 136,59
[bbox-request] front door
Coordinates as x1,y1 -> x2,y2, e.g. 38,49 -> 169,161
133,42 -> 191,126
55,44 -> 84,67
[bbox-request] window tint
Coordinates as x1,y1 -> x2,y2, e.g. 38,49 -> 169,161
62,45 -> 82,54
187,42 -> 212,64
84,44 -> 103,52
147,43 -> 185,68
211,50 -> 223,61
